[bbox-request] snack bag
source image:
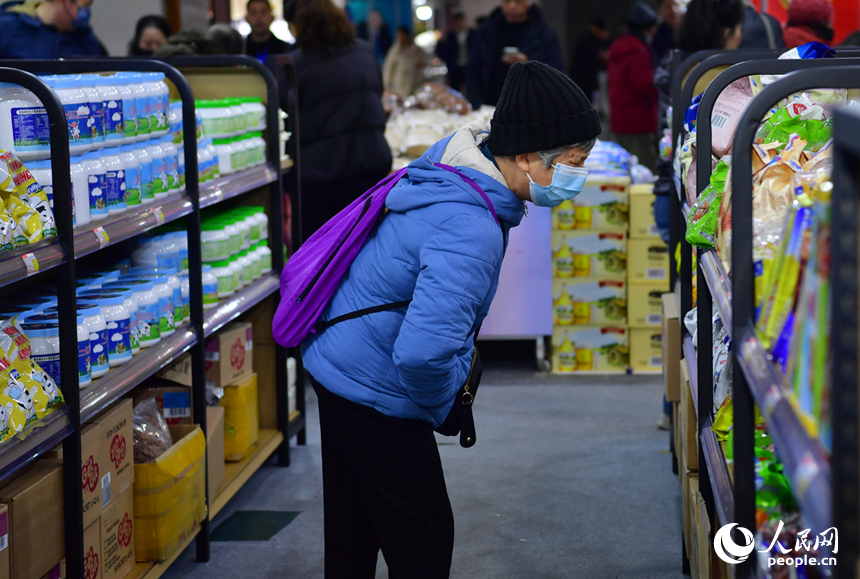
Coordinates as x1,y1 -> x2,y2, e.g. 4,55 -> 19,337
685,159 -> 730,248
0,196 -> 17,252
0,150 -> 56,243
711,77 -> 754,158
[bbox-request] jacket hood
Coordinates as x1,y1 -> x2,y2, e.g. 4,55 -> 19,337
3,1 -> 39,16
386,120 -> 525,229
609,34 -> 650,61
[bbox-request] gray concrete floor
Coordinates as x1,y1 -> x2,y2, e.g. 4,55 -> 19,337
163,371 -> 684,579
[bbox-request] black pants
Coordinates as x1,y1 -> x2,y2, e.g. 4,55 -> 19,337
312,378 -> 454,579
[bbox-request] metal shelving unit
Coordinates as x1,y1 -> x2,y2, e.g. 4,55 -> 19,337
0,56 -> 302,579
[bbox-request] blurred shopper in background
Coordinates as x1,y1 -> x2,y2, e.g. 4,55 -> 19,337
467,0 -> 563,108
569,17 -> 611,104
651,0 -> 678,61
0,0 -> 106,58
383,26 -> 426,96
739,0 -> 784,49
651,0 -> 744,428
287,0 -> 391,239
356,8 -> 392,64
607,1 -> 659,171
206,23 -> 244,54
842,31 -> 860,46
245,0 -> 292,62
128,14 -> 171,56
437,12 -> 474,93
783,0 -> 834,48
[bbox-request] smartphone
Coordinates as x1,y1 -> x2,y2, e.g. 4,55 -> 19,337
503,47 -> 519,55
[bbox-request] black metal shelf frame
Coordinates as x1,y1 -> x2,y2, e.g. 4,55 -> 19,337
731,66 -> 860,579
0,56 -> 303,579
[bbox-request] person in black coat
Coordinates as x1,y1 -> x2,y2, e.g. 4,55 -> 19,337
738,0 -> 784,49
569,17 -> 611,103
287,0 -> 393,239
466,0 -> 563,108
355,8 -> 392,63
436,12 -> 474,93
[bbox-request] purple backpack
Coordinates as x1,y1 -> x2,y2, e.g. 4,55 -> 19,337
273,163 -> 500,348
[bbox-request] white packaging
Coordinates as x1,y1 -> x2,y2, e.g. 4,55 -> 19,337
70,155 -> 89,227
120,274 -> 174,337
144,72 -> 170,138
114,74 -> 137,145
20,322 -> 63,388
100,146 -> 126,215
128,266 -> 182,326
177,142 -> 186,193
78,74 -> 105,151
201,222 -> 230,262
212,139 -> 234,175
210,260 -> 234,298
202,264 -> 219,309
146,139 -> 169,199
100,280 -> 159,348
77,293 -> 132,367
159,135 -> 180,194
168,100 -> 183,144
241,98 -> 266,130
117,72 -> 150,139
81,150 -> 108,221
257,242 -> 272,274
229,255 -> 244,289
91,286 -> 140,355
133,140 -> 154,203
96,75 -> 124,147
47,75 -> 93,156
174,231 -> 189,274
179,275 -> 190,323
0,82 -> 50,160
118,144 -> 141,207
204,138 -> 220,179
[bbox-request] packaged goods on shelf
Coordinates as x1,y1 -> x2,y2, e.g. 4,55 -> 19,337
133,384 -> 191,427
221,372 -> 259,461
0,504 -> 7,578
629,184 -> 660,239
553,279 -> 626,326
207,406 -> 225,499
100,487 -> 134,579
629,329 -> 663,372
551,176 -> 629,231
627,239 -> 669,285
133,424 -> 206,562
662,294 -> 680,402
205,322 -> 254,388
91,399 -> 134,500
552,231 -> 627,279
0,462 -> 65,579
627,284 -> 666,328
131,397 -> 173,464
0,150 -> 57,248
551,326 -> 629,373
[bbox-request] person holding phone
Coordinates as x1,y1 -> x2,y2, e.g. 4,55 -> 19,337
466,0 -> 563,108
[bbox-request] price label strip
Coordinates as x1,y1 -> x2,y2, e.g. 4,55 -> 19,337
21,253 -> 39,275
93,226 -> 109,248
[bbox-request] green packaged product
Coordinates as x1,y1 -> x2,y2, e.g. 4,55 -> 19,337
685,159 -> 730,249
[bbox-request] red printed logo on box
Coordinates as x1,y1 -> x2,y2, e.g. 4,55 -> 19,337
230,338 -> 245,371
110,433 -> 126,469
118,513 -> 133,547
82,455 -> 99,493
85,546 -> 99,579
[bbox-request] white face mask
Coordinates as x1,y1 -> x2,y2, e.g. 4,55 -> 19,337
527,163 -> 589,207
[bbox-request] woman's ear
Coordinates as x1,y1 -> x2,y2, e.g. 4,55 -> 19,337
515,153 -> 532,173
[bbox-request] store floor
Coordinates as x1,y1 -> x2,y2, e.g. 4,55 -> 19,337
163,366 -> 684,579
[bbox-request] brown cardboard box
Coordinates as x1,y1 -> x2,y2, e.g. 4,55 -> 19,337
696,492 -> 712,579
0,504 -> 9,579
101,489 -> 134,579
0,464 -> 64,579
207,406 -> 225,499
205,322 -> 254,388
38,561 -> 64,579
680,358 -> 699,470
93,399 -> 134,502
84,518 -> 101,579
673,402 -> 681,464
662,293 -> 680,402
133,386 -> 192,426
46,425 -> 106,528
630,329 -> 663,372
628,283 -> 669,328
681,467 -> 699,562
629,184 -> 661,239
690,489 -> 700,579
628,239 -> 670,285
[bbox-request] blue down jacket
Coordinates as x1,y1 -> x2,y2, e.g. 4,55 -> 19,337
302,120 -> 525,426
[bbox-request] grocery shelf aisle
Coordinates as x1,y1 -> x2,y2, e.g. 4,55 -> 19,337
162,367 -> 684,579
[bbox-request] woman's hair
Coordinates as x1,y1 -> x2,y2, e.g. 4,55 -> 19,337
128,15 -> 172,56
676,0 -> 744,53
292,0 -> 355,57
537,139 -> 597,168
206,24 -> 245,55
397,25 -> 412,38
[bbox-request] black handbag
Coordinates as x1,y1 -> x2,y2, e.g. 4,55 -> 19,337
435,330 -> 483,448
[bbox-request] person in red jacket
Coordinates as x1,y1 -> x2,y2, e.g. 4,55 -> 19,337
783,0 -> 834,48
608,1 -> 659,171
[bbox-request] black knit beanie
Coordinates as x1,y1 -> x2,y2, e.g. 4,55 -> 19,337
487,61 -> 601,157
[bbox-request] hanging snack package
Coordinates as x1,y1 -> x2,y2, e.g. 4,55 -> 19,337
685,158 -> 730,248
711,77 -> 754,158
0,196 -> 17,253
0,150 -> 56,244
756,98 -> 833,152
132,397 -> 174,463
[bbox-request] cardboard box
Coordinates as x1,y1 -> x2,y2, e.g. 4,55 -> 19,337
680,358 -> 698,470
101,489 -> 134,579
205,322 -> 254,388
207,406 -> 225,498
92,399 -> 134,502
689,489 -> 700,579
553,279 -> 626,326
630,329 -> 663,372
673,402 -> 681,464
662,294 -> 681,402
696,492 -> 712,579
551,177 -> 630,231
133,386 -> 192,426
221,373 -> 259,461
84,519 -> 101,579
80,424 -> 107,528
627,239 -> 670,285
552,326 -> 629,374
0,464 -> 64,579
628,283 -> 668,328
680,456 -> 698,561
0,505 -> 9,579
629,184 -> 661,239
134,425 -> 206,562
38,561 -> 64,579
552,231 -> 627,279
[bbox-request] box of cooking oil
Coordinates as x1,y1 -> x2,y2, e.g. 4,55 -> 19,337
552,231 -> 627,279
551,326 -> 629,373
552,176 -> 629,231
553,279 -> 626,326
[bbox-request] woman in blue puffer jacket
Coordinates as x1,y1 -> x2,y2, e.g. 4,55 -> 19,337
303,61 -> 601,579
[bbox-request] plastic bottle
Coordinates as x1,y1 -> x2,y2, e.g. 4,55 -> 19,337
174,231 -> 189,274
198,100 -> 233,139
210,260 -> 234,298
26,159 -> 53,207
131,234 -> 179,270
201,222 -> 230,263
177,142 -> 186,193
159,135 -> 180,194
230,136 -> 247,171
101,146 -> 127,215
118,144 -> 141,207
133,141 -> 154,203
212,138 -> 234,175
237,249 -> 252,285
93,280 -> 158,348
248,207 -> 268,240
256,241 -> 272,274
70,155 -> 89,227
240,97 -> 266,130
118,72 -> 150,139
144,73 -> 170,138
250,132 -> 267,165
202,265 -> 219,309
127,267 -> 182,325
168,100 -> 183,144
554,286 -> 573,325
197,142 -> 212,184
228,254 -> 244,289
179,275 -> 190,322
48,75 -> 93,155
146,138 -> 168,199
96,74 -> 124,147
246,244 -> 261,280
0,82 -> 50,160
20,322 -> 63,386
76,293 -> 132,367
81,150 -> 108,221
196,109 -> 203,142
114,74 -> 137,145
77,74 -> 105,151
204,138 -> 220,179
84,287 -> 140,355
226,98 -> 246,137
120,274 -> 174,336
219,219 -> 241,256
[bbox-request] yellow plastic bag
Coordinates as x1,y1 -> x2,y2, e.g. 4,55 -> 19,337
0,150 -> 57,244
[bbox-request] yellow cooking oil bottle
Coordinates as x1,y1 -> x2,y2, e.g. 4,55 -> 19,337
554,285 -> 574,325
554,238 -> 574,277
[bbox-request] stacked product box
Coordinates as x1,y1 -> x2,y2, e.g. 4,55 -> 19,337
627,184 -> 670,373
551,175 -> 630,373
